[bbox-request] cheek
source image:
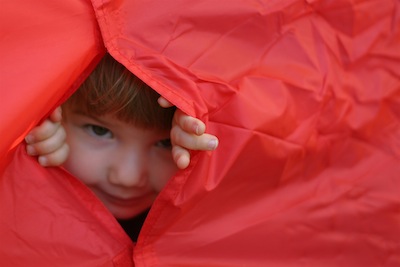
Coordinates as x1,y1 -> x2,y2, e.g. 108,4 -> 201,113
63,134 -> 101,185
150,155 -> 178,192
63,149 -> 95,184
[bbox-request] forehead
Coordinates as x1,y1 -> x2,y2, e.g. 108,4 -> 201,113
63,90 -> 174,132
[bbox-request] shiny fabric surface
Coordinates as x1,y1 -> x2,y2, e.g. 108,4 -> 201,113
1,0 -> 399,266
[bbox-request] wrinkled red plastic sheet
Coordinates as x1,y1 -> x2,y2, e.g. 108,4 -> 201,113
1,0 -> 399,266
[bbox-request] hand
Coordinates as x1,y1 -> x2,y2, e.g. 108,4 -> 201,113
25,107 -> 69,167
158,97 -> 219,169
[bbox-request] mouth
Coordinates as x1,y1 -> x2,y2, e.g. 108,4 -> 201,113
93,189 -> 151,207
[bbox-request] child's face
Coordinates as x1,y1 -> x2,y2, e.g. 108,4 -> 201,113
62,106 -> 178,219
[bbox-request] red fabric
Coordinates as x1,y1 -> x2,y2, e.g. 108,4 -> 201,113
1,0 -> 400,266
0,145 -> 133,266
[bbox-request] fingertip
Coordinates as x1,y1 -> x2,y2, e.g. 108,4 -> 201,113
50,107 -> 63,122
38,156 -> 48,167
208,138 -> 219,150
186,118 -> 204,135
158,96 -> 173,108
177,156 -> 190,169
173,146 -> 190,169
194,123 -> 204,135
25,134 -> 34,144
26,145 -> 36,156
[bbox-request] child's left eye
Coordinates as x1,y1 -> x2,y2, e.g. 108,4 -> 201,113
155,138 -> 172,149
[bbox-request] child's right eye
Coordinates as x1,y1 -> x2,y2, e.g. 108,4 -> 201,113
85,124 -> 113,138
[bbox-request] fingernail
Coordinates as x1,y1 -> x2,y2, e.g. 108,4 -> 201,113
208,139 -> 219,150
194,125 -> 200,135
25,135 -> 34,144
26,145 -> 36,156
38,156 -> 48,166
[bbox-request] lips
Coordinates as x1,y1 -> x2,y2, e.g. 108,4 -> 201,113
103,192 -> 144,206
91,188 -> 150,207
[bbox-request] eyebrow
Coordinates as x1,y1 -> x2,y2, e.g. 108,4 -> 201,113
71,109 -> 114,127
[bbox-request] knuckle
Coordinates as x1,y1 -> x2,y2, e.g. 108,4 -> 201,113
170,126 -> 183,145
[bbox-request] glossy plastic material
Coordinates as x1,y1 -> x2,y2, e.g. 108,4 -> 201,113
1,0 -> 399,266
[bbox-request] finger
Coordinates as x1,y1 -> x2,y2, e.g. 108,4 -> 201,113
26,125 -> 66,156
49,106 -> 62,122
25,120 -> 61,144
174,109 -> 205,135
171,125 -> 219,151
172,145 -> 191,169
38,143 -> 69,167
158,96 -> 174,108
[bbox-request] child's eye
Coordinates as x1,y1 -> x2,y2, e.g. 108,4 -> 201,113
85,124 -> 113,138
155,138 -> 172,149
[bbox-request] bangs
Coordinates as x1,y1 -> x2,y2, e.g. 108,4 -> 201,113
65,54 -> 175,131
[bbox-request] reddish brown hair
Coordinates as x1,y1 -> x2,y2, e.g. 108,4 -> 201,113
65,54 -> 175,131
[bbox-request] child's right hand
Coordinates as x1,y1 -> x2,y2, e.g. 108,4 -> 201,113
25,107 -> 69,167
26,101 -> 218,169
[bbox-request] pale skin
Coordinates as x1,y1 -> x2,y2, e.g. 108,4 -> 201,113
25,97 -> 219,169
60,102 -> 177,219
25,97 -> 219,219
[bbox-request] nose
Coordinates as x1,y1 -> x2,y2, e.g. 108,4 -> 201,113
107,150 -> 148,188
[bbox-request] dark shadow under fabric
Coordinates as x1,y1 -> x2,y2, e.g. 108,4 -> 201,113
118,209 -> 149,242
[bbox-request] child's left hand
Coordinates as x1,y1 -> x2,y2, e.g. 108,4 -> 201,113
26,100 -> 218,169
158,97 -> 219,169
25,107 -> 69,166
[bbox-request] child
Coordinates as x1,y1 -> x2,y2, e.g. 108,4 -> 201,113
25,88 -> 217,170
25,53 -> 218,241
